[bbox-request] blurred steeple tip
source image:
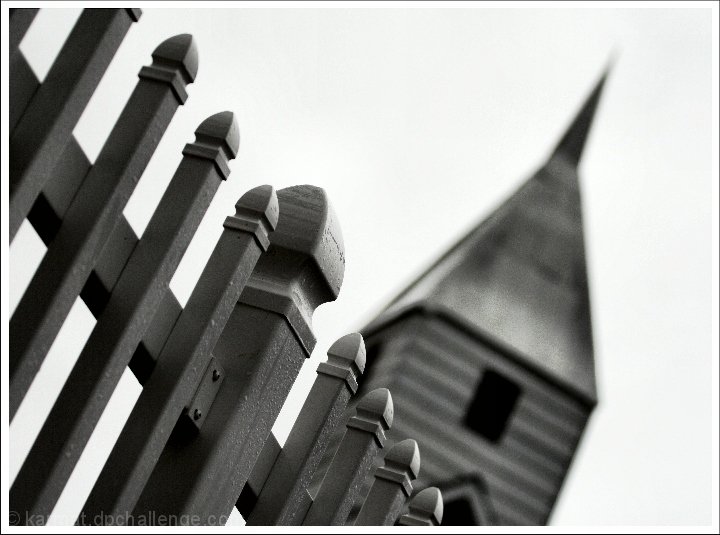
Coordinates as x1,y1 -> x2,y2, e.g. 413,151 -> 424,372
552,59 -> 614,167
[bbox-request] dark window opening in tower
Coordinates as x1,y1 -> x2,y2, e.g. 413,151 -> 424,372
465,370 -> 521,442
442,498 -> 476,526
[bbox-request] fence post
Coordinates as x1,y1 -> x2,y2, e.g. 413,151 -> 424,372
354,439 -> 420,526
247,332 -> 366,525
9,8 -> 141,241
9,112 -> 239,523
9,33 -> 197,421
303,388 -> 393,526
79,185 -> 279,525
130,185 -> 346,524
396,487 -> 444,526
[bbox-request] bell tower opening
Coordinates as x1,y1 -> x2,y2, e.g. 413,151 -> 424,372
465,370 -> 521,442
442,498 -> 475,526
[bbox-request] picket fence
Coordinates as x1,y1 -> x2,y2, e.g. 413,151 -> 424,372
8,8 -> 444,526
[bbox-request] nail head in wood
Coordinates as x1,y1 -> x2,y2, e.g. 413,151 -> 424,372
184,357 -> 225,431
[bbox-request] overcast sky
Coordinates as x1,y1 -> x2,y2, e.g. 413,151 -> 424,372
6,3 -> 718,528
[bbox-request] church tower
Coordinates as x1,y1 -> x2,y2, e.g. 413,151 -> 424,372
355,73 -> 608,525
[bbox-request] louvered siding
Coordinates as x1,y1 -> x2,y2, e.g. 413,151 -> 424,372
360,314 -> 591,525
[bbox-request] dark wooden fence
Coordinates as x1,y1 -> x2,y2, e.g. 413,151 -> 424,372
8,8 -> 444,526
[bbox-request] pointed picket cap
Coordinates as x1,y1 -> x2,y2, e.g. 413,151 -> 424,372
225,185 -> 280,252
382,439 -> 421,492
140,33 -> 198,104
246,333 -> 366,525
352,387 -> 394,443
10,112 -> 238,520
303,389 -> 393,526
397,487 -> 444,526
354,439 -> 420,526
79,186 -> 278,524
152,33 -> 198,77
321,332 -> 366,393
10,32 -> 199,422
184,111 -> 240,179
329,331 -> 366,365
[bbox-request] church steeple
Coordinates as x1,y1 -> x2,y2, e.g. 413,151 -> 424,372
355,71 -> 609,525
364,70 -> 609,404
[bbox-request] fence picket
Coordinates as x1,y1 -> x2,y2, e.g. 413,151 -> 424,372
396,487 -> 444,526
303,388 -> 393,526
354,439 -> 420,526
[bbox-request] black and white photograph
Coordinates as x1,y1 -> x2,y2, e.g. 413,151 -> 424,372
3,1 -> 718,529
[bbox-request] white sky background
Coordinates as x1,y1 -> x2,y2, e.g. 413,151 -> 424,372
4,3 -> 718,528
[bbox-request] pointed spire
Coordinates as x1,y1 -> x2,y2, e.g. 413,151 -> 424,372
362,67 -> 609,404
552,65 -> 611,166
